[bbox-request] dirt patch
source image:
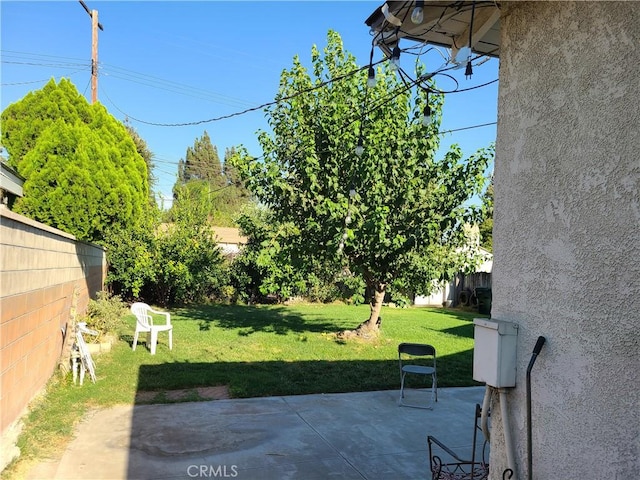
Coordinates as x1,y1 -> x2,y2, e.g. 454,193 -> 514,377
135,386 -> 230,404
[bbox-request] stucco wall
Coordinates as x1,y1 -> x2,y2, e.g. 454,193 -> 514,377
0,208 -> 106,441
491,2 -> 639,479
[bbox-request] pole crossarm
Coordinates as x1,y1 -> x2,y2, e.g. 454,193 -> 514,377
79,0 -> 104,30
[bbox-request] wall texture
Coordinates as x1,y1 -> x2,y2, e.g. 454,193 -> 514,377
0,208 -> 106,441
492,2 -> 639,478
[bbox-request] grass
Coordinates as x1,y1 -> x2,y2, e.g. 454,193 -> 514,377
3,303 -> 484,479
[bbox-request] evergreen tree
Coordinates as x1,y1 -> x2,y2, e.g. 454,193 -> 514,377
0,78 -> 149,243
176,131 -> 223,187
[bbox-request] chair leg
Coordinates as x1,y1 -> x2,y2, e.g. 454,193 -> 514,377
400,372 -> 436,409
434,374 -> 438,402
150,329 -> 158,355
168,329 -> 173,350
132,331 -> 139,351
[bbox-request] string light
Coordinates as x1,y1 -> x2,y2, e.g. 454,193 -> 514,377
411,1 -> 424,24
367,44 -> 377,88
93,2 -> 496,146
355,136 -> 364,157
390,45 -> 401,71
422,104 -> 432,126
367,66 -> 376,88
465,1 -> 477,79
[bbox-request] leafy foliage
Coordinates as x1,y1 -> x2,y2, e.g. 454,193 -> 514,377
147,187 -> 228,306
478,178 -> 494,252
230,31 -> 492,329
172,134 -> 251,227
230,205 -> 364,304
84,291 -> 129,341
0,79 -> 149,243
104,189 -> 230,306
104,212 -> 159,299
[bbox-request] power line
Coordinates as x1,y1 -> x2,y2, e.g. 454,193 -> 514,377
440,122 -> 496,135
100,65 -> 256,109
1,67 -> 90,86
1,60 -> 89,68
1,50 -> 89,63
99,61 -> 374,127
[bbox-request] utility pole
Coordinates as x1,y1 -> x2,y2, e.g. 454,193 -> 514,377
79,1 -> 104,104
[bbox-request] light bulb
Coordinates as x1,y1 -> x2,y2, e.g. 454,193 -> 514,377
367,66 -> 376,88
349,188 -> 356,198
422,105 -> 432,126
411,6 -> 424,24
355,137 -> 364,157
454,46 -> 471,65
390,46 -> 401,71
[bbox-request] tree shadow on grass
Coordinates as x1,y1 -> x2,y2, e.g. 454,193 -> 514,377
419,308 -> 488,339
436,308 -> 488,322
132,350 -> 476,402
173,304 -> 351,336
438,323 -> 475,339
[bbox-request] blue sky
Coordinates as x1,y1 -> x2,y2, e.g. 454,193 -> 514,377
1,1 -> 499,205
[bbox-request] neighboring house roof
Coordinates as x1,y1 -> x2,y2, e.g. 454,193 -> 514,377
211,227 -> 247,246
158,224 -> 247,247
1,161 -> 24,197
476,247 -> 493,273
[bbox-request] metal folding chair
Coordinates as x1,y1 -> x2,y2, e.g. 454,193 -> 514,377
398,342 -> 437,409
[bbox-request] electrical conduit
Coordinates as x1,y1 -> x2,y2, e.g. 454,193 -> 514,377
481,385 -> 493,443
499,388 -> 517,479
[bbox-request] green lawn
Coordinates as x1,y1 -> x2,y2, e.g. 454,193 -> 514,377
97,303 -> 481,401
5,303 -> 483,479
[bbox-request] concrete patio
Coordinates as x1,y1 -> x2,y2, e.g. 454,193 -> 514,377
28,386 -> 487,480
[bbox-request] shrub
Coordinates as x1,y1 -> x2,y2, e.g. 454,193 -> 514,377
84,291 -> 128,341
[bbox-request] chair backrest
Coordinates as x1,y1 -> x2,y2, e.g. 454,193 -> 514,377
398,342 -> 436,357
131,302 -> 152,327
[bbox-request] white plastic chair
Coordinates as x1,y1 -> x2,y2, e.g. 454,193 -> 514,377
72,322 -> 98,385
131,302 -> 173,355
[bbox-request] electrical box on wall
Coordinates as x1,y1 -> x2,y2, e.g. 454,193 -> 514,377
473,318 -> 519,388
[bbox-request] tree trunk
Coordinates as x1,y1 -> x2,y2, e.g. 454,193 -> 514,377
338,278 -> 386,339
363,281 -> 386,331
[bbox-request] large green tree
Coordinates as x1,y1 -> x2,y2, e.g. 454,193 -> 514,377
175,130 -> 223,187
0,78 -> 149,243
231,31 -> 492,335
